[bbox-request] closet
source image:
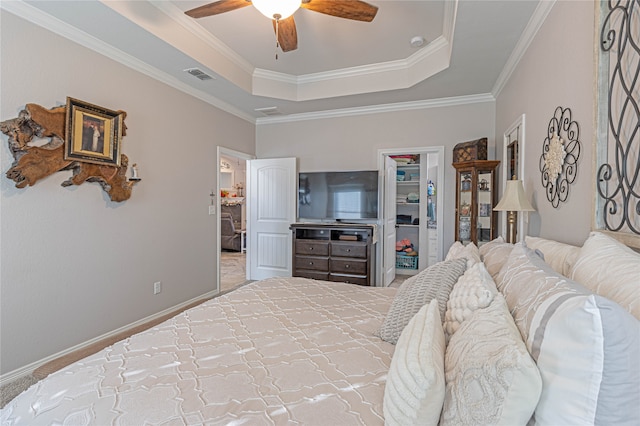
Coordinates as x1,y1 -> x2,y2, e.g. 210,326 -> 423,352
387,149 -> 443,276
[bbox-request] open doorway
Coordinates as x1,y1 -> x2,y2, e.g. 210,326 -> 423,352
217,147 -> 254,294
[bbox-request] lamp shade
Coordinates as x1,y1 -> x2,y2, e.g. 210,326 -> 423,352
252,0 -> 301,19
494,180 -> 535,212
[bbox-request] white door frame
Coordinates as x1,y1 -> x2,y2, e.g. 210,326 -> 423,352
377,146 -> 445,285
217,147 -> 255,293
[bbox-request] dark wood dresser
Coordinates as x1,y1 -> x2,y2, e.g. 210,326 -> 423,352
290,223 -> 377,286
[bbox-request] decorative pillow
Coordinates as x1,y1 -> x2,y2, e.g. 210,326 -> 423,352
478,236 -> 514,282
377,259 -> 466,344
496,243 -> 640,426
384,299 -> 445,426
445,241 -> 481,268
524,235 -> 580,276
443,262 -> 498,340
570,231 -> 640,320
441,294 -> 542,426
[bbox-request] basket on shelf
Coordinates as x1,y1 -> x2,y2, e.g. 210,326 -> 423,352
396,253 -> 419,269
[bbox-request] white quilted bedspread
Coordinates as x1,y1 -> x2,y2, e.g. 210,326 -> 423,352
1,277 -> 397,425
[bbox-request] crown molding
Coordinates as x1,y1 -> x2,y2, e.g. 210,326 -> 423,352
4,0 -> 497,127
255,93 -> 496,125
1,1 -> 255,123
252,35 -> 452,101
492,0 -> 556,98
251,1 -> 458,101
147,0 -> 254,76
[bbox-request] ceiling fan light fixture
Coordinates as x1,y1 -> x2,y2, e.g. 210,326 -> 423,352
252,0 -> 301,20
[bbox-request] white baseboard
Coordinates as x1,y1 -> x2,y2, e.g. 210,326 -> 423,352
0,289 -> 219,387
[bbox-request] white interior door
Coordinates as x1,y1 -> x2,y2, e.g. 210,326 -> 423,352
383,156 -> 397,286
247,158 -> 297,280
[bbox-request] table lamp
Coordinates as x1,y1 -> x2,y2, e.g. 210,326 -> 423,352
494,179 -> 535,243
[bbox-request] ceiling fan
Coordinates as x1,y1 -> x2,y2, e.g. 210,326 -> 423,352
184,0 -> 378,53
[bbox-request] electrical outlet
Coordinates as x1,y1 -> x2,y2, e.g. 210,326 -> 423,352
153,281 -> 162,295
209,205 -> 215,215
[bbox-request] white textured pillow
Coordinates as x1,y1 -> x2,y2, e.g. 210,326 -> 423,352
478,236 -> 514,282
377,259 -> 467,344
384,299 -> 445,426
445,241 -> 481,268
496,243 -> 640,426
524,235 -> 580,276
570,231 -> 640,320
443,262 -> 498,340
441,294 -> 542,426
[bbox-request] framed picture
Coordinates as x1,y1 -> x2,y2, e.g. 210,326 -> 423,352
479,203 -> 491,217
64,97 -> 123,166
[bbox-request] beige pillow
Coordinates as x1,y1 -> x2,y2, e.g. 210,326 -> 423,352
376,259 -> 467,344
384,299 -> 446,426
524,235 -> 580,276
445,241 -> 481,268
441,294 -> 542,425
478,236 -> 514,282
443,262 -> 498,341
570,231 -> 640,320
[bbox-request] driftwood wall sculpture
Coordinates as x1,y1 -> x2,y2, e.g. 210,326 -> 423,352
1,103 -> 136,202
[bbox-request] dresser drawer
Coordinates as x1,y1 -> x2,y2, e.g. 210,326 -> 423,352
296,270 -> 330,281
330,258 -> 367,275
329,273 -> 369,286
295,255 -> 329,272
331,242 -> 367,258
295,240 -> 330,256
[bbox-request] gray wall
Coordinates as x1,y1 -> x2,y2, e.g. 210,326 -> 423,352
0,12 -> 255,374
257,102 -> 497,253
495,0 -> 595,246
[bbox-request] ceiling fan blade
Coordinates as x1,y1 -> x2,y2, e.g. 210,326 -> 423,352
185,0 -> 251,18
272,16 -> 298,52
301,0 -> 378,22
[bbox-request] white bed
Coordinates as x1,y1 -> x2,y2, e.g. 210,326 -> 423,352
1,278 -> 397,425
3,231 -> 639,425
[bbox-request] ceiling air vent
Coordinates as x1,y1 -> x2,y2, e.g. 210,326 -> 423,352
255,106 -> 283,117
184,68 -> 215,81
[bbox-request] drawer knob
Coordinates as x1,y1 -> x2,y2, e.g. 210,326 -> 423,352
309,261 -> 314,265
309,247 -> 314,251
345,264 -> 350,268
346,249 -> 351,252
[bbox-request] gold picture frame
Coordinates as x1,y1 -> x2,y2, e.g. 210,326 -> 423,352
64,97 -> 123,166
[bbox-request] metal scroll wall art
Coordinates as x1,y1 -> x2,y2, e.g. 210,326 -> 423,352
597,0 -> 640,235
539,106 -> 581,208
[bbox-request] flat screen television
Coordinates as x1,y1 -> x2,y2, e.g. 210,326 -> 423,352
298,170 -> 379,221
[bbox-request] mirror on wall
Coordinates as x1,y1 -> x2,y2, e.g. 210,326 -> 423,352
502,114 -> 526,240
506,140 -> 518,181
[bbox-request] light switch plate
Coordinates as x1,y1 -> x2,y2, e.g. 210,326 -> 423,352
209,205 -> 215,215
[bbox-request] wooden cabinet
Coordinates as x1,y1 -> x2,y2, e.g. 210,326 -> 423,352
453,160 -> 500,246
290,223 -> 376,286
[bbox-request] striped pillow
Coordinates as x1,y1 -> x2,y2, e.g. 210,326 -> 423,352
377,259 -> 466,344
496,243 -> 640,425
